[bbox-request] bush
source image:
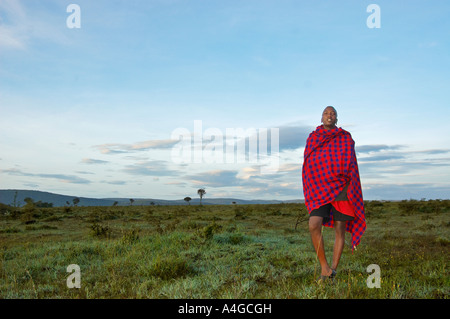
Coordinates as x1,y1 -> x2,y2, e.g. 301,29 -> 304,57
398,200 -> 419,215
147,256 -> 194,280
0,203 -> 12,216
25,224 -> 57,231
89,223 -> 111,238
200,222 -> 222,240
234,207 -> 246,219
0,227 -> 20,233
214,232 -> 249,245
120,228 -> 140,245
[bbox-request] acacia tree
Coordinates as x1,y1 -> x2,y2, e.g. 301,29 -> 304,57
197,189 -> 206,206
73,197 -> 80,207
184,197 -> 192,205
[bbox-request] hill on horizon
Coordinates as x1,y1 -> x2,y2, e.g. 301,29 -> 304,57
0,189 -> 303,207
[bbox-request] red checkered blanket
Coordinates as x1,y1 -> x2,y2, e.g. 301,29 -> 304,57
302,125 -> 366,250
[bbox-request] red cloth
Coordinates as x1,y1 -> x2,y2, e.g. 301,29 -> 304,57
331,200 -> 355,217
302,125 -> 366,250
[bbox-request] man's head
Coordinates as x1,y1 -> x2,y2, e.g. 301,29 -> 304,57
321,106 -> 338,130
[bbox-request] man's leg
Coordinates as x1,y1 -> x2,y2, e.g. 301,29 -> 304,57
331,220 -> 346,271
309,216 -> 332,276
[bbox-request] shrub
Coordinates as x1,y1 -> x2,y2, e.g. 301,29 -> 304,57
0,227 -> 20,233
25,224 -> 57,231
89,223 -> 111,238
147,256 -> 194,280
435,236 -> 449,246
0,203 -> 12,216
234,207 -> 246,219
214,232 -> 249,245
269,209 -> 282,216
200,222 -> 222,240
120,228 -> 140,245
21,214 -> 37,224
398,200 -> 419,215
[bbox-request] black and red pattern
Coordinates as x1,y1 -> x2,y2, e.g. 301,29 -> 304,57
302,125 -> 366,250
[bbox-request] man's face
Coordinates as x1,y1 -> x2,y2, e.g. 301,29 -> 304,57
322,107 -> 337,126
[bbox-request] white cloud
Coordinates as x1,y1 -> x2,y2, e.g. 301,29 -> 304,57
0,168 -> 91,184
123,160 -> 179,177
95,139 -> 179,154
81,158 -> 109,165
0,0 -> 28,50
0,25 -> 26,50
0,0 -> 71,51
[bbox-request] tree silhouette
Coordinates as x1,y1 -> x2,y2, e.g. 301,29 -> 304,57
73,197 -> 80,207
12,191 -> 19,208
197,189 -> 206,206
129,199 -> 135,206
184,197 -> 192,205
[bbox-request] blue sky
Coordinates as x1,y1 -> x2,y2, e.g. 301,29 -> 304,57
1,0 -> 449,201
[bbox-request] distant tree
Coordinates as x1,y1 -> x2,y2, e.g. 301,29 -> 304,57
184,197 -> 192,205
73,197 -> 80,207
150,201 -> 155,206
232,201 -> 237,205
36,201 -> 53,208
112,201 -> 118,207
129,199 -> 135,206
197,189 -> 206,206
12,191 -> 19,208
24,197 -> 34,205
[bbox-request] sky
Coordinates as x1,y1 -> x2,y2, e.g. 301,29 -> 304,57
1,0 -> 449,201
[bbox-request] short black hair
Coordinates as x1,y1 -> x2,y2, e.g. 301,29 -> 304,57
323,106 -> 338,117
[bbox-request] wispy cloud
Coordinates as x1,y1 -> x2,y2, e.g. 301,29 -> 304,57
81,158 -> 109,164
93,123 -> 310,161
0,0 -> 71,51
101,180 -> 127,185
356,144 -> 405,154
237,124 -> 312,153
0,168 -> 91,184
0,0 -> 27,50
359,154 -> 405,162
95,139 -> 179,154
357,145 -> 450,179
75,171 -> 95,175
123,160 -> 179,177
277,124 -> 312,151
413,149 -> 450,155
363,183 -> 450,200
186,170 -> 241,187
184,167 -> 301,199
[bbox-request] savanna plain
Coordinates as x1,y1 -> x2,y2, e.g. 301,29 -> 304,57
0,199 -> 448,299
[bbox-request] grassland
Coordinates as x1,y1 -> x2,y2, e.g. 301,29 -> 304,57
0,200 -> 448,299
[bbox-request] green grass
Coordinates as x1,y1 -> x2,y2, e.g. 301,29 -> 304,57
0,200 -> 448,298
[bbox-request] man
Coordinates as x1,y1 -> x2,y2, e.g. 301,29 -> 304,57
302,106 -> 366,281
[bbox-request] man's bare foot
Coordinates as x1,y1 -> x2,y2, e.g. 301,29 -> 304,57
321,267 -> 333,277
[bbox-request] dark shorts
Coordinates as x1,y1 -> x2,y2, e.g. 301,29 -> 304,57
309,203 -> 354,223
